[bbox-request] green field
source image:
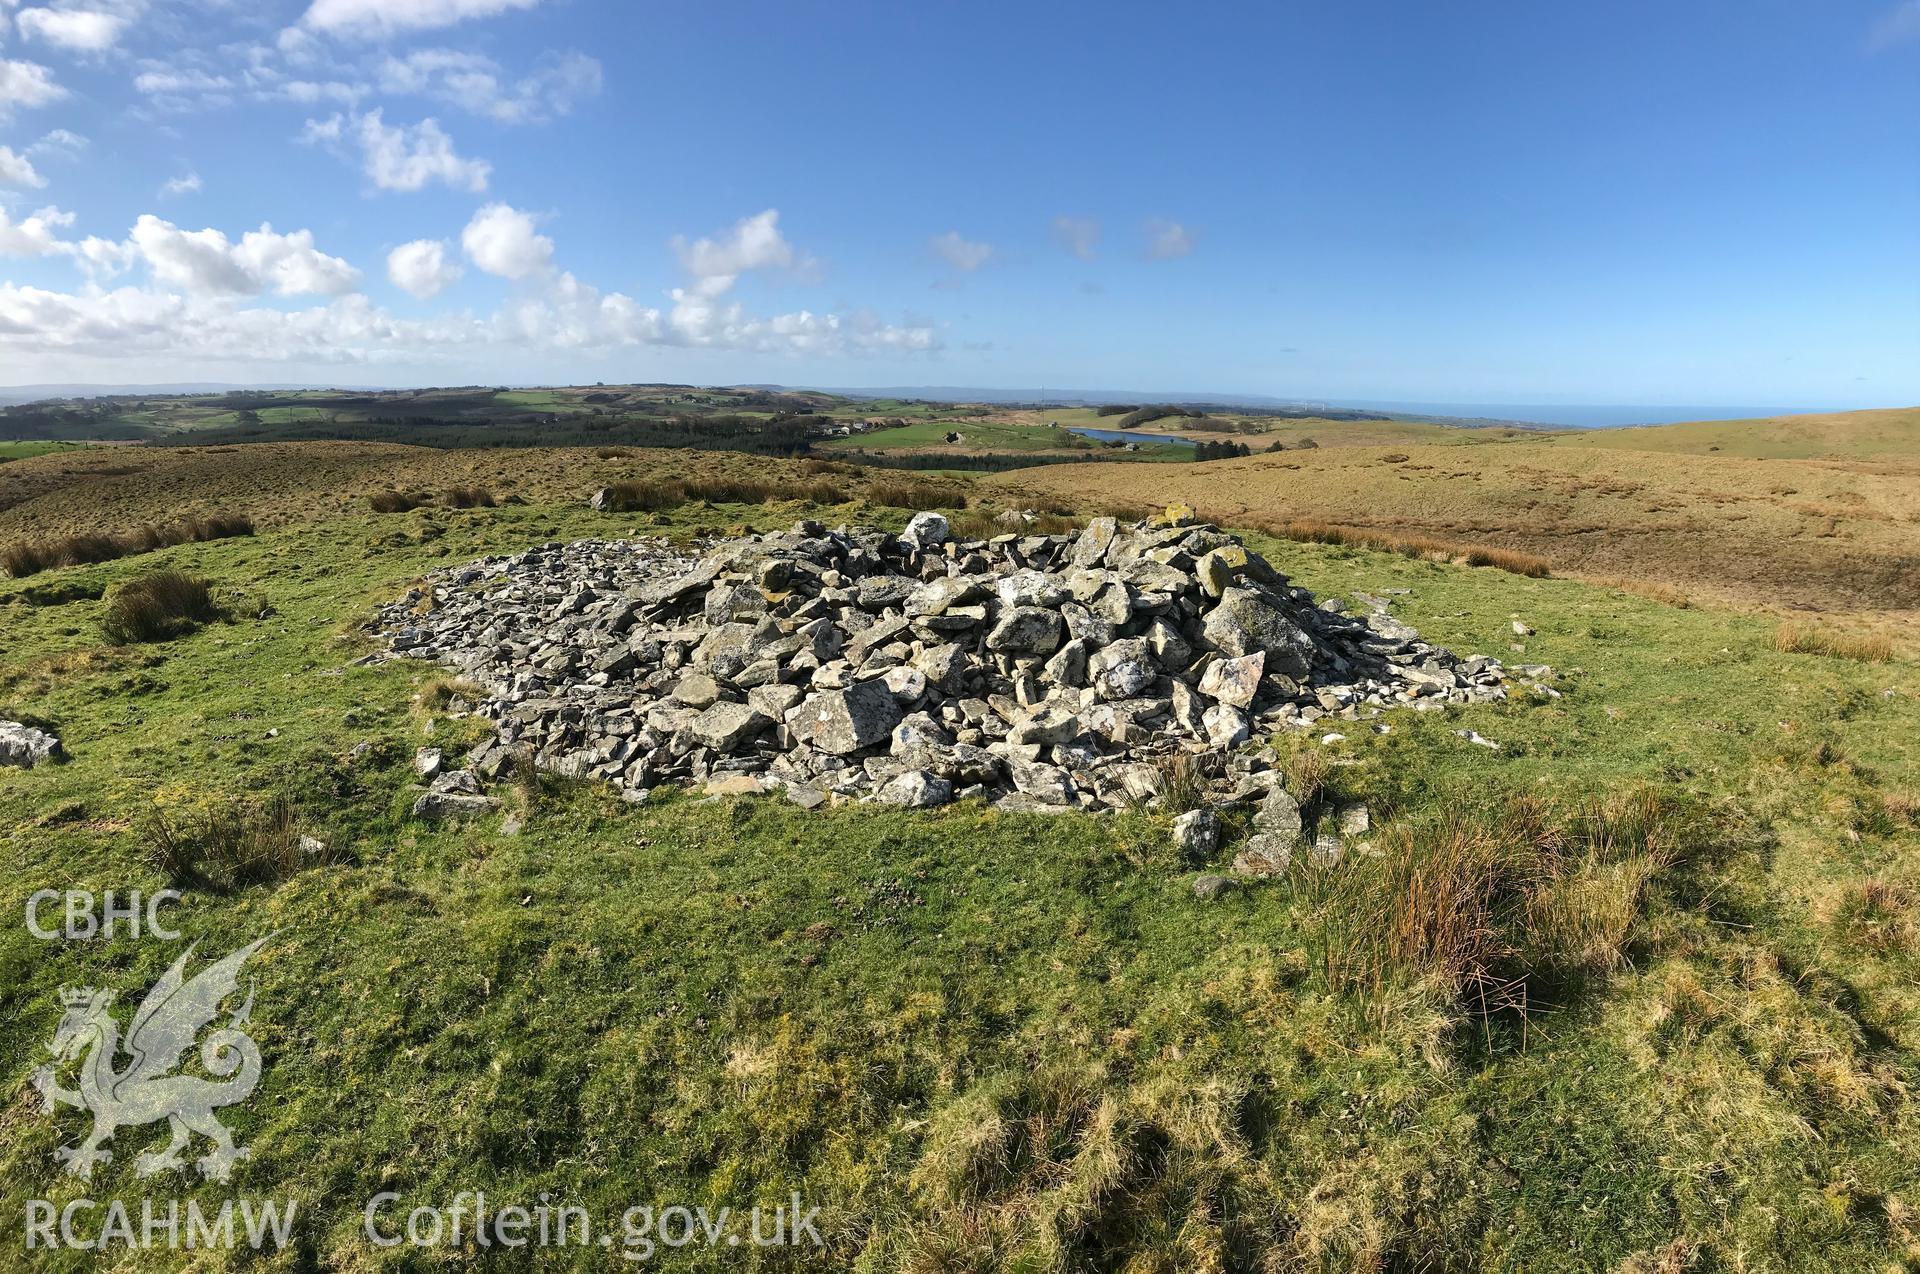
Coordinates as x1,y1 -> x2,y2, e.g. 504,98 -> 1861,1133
3,483 -> 1917,1270
0,441 -> 83,462
826,417 -> 1191,459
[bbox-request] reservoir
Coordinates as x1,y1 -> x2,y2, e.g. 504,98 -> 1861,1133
1066,426 -> 1196,447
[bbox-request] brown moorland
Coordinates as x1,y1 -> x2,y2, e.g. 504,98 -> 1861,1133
0,442 -> 907,541
993,413 -> 1920,627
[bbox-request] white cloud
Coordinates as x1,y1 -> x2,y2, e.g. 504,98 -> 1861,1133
378,47 -> 600,123
232,225 -> 361,295
128,215 -> 360,297
658,209 -> 919,352
0,205 -> 134,277
298,113 -> 344,144
128,217 -> 254,294
497,269 -> 662,348
276,79 -> 367,106
133,67 -> 235,96
387,237 -> 461,299
67,234 -> 132,278
461,202 -> 551,278
298,0 -> 540,39
0,59 -> 66,121
0,284 -> 485,363
671,209 -> 807,298
0,203 -> 936,370
28,128 -> 87,156
16,7 -> 127,52
305,109 -> 490,193
0,276 -> 937,367
1870,0 -> 1920,48
1050,215 -> 1099,262
0,205 -> 73,257
930,230 -> 993,273
0,145 -> 46,188
159,171 -> 201,198
1145,218 -> 1194,260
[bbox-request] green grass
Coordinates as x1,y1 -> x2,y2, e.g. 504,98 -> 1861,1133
492,389 -> 587,412
0,441 -> 84,461
1,500 -> 1917,1269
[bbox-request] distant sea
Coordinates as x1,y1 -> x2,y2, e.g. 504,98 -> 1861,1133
1318,400 -> 1827,429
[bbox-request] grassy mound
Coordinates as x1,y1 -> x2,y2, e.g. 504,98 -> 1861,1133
0,489 -> 1916,1270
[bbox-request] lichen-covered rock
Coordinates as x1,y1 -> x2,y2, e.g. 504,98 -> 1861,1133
900,510 -> 950,550
412,791 -> 499,820
688,701 -> 772,751
1255,786 -> 1304,842
1203,587 -> 1317,678
1198,650 -> 1265,708
1203,703 -> 1249,749
877,769 -> 953,808
1009,759 -> 1077,805
1089,638 -> 1157,701
1172,807 -> 1219,857
986,606 -> 1064,656
792,680 -> 902,756
672,672 -> 724,708
1192,873 -> 1235,900
1232,834 -> 1292,876
1009,703 -> 1080,746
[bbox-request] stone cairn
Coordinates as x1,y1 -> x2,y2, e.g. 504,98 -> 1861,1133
373,510 -> 1550,876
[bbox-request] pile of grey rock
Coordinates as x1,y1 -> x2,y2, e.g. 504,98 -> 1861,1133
0,720 -> 62,770
373,511 -> 1548,870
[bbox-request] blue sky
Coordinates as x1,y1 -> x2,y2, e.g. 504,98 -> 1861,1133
0,0 -> 1915,410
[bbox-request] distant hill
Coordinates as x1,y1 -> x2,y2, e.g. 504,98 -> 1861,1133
0,383 -> 390,406
797,385 -> 1317,408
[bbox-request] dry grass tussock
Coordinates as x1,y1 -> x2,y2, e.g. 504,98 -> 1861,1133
1829,879 -> 1917,955
1775,622 -> 1895,663
369,486 -> 500,513
589,472 -> 979,517
590,474 -> 853,514
414,674 -> 482,712
1256,517 -> 1552,578
864,478 -> 970,511
140,790 -> 342,890
1,512 -> 252,578
948,506 -> 1082,539
1151,752 -> 1209,816
98,569 -> 219,645
1313,786 -> 1716,1018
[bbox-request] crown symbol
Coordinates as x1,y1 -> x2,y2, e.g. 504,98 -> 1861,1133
59,988 -> 97,1007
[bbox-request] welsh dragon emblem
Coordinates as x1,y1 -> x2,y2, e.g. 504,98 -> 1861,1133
32,936 -> 270,1183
